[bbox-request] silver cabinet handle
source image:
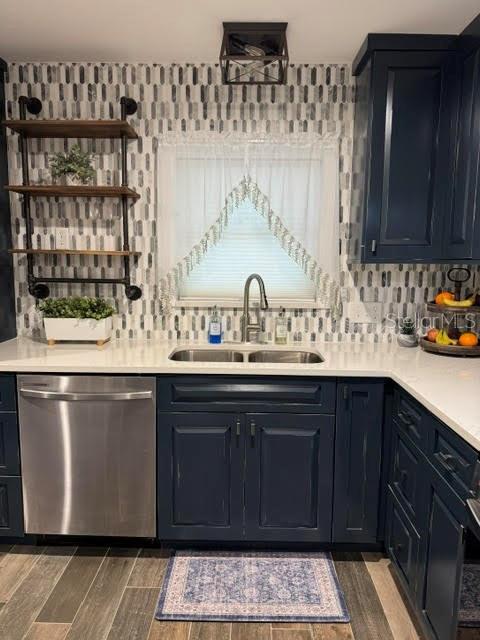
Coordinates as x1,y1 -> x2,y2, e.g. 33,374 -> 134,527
19,388 -> 153,401
250,421 -> 256,447
467,499 -> 480,539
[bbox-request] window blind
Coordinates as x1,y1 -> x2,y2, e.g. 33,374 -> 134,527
178,200 -> 316,301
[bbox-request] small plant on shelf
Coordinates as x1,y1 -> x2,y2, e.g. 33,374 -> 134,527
50,144 -> 95,185
39,296 -> 115,346
397,317 -> 418,348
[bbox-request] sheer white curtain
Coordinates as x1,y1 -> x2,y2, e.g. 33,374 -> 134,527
155,134 -> 340,313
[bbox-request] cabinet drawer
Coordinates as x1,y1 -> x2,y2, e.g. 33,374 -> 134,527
0,476 -> 23,537
428,416 -> 478,500
390,425 -> 424,527
0,376 -> 16,413
393,389 -> 428,452
386,487 -> 421,598
157,377 -> 336,413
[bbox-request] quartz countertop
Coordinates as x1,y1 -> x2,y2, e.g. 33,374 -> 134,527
0,337 -> 479,451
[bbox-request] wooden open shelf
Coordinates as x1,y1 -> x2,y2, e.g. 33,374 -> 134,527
9,249 -> 141,257
5,119 -> 138,139
5,185 -> 140,200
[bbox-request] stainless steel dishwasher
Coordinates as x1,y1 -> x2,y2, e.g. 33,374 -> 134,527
17,375 -> 156,537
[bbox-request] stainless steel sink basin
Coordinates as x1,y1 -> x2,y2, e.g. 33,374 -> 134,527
248,350 -> 324,364
169,349 -> 244,363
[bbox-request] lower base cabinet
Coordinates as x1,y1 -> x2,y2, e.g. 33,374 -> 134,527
157,413 -> 244,541
0,476 -> 23,537
244,413 -> 334,542
386,487 -> 422,601
157,412 -> 335,542
420,472 -> 466,640
333,380 -> 384,542
386,389 -> 473,640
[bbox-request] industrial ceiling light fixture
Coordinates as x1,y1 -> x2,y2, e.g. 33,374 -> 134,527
220,22 -> 289,85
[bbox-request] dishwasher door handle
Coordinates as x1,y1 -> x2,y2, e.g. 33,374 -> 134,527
19,388 -> 153,401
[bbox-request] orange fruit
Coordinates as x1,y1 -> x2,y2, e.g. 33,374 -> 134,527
435,291 -> 455,305
458,332 -> 478,347
427,329 -> 439,342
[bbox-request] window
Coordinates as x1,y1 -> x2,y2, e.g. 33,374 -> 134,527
156,136 -> 340,314
178,199 -> 316,303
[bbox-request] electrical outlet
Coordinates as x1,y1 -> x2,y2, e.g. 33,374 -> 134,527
55,227 -> 70,250
348,302 -> 384,324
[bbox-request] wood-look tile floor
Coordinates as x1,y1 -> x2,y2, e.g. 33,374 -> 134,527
0,545 -> 425,640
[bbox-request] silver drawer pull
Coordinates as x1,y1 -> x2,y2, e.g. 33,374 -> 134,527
435,451 -> 470,473
20,388 -> 153,401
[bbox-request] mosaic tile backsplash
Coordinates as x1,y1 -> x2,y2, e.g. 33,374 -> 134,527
5,62 -> 478,343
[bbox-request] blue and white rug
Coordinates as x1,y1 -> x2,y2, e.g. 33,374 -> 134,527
155,550 -> 350,622
459,563 -> 480,627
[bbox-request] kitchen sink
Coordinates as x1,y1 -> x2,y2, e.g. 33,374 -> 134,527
248,350 -> 324,364
169,347 -> 324,364
169,349 -> 244,362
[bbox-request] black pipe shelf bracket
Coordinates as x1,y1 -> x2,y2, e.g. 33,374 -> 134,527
7,95 -> 142,301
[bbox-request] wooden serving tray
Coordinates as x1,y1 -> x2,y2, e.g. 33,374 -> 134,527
420,337 -> 480,357
426,302 -> 480,314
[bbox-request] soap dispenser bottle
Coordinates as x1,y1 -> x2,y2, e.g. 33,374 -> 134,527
208,306 -> 222,344
275,308 -> 287,345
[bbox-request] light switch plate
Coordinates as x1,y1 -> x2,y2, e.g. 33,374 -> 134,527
348,302 -> 384,324
55,227 -> 70,250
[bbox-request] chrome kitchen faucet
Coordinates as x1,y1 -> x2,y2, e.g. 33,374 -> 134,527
241,273 -> 269,342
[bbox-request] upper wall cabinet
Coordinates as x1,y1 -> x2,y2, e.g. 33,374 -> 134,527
349,36 -> 460,263
444,30 -> 480,260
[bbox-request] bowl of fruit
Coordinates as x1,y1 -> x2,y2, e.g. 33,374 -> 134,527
421,328 -> 480,357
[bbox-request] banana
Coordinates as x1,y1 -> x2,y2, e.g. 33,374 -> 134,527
443,294 -> 476,308
435,330 -> 457,346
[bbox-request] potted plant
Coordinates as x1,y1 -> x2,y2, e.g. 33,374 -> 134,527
397,317 -> 418,348
39,297 -> 115,346
50,144 -> 95,185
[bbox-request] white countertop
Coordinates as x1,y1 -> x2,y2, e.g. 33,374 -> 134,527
0,337 -> 479,451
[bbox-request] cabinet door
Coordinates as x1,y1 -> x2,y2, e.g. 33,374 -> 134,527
446,48 -> 480,259
0,413 -> 20,475
244,413 -> 334,542
390,423 -> 425,527
421,473 -> 465,640
386,488 -> 421,601
0,476 -> 23,537
157,413 -> 244,541
333,381 -> 384,543
365,51 -> 458,262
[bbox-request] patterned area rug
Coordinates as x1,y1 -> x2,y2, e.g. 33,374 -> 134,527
459,564 -> 480,627
155,550 -> 350,622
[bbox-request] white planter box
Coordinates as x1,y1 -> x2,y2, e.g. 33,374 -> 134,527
44,317 -> 113,346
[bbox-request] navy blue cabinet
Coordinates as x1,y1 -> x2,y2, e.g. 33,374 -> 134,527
0,412 -> 20,475
386,383 -> 476,640
444,15 -> 480,260
0,476 -> 23,537
420,470 -> 466,640
386,487 -> 422,601
244,413 -> 334,542
157,413 -> 244,541
333,380 -> 384,542
0,375 -> 23,538
350,38 -> 459,263
444,47 -> 480,260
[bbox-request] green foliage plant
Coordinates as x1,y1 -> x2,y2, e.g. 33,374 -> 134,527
50,144 -> 95,183
39,297 -> 115,320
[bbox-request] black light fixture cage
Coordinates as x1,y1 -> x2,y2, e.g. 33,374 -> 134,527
220,22 -> 289,85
